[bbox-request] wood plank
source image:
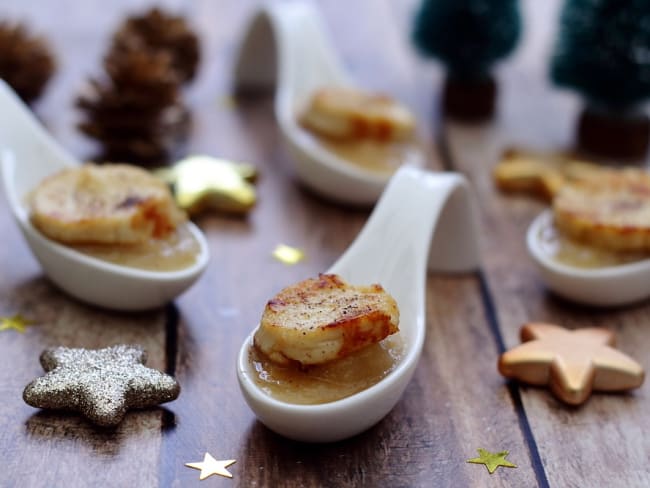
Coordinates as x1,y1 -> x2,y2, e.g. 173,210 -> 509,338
0,0 -> 607,486
0,171 -> 168,488
0,1 -> 186,486
444,1 -> 650,486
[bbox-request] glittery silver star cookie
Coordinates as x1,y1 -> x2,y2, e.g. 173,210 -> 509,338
23,344 -> 180,426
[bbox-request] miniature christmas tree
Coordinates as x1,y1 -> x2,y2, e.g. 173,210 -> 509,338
0,21 -> 55,104
412,0 -> 520,121
551,0 -> 650,159
77,44 -> 189,165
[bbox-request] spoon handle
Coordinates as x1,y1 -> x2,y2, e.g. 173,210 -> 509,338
234,3 -> 349,99
0,81 -> 75,201
329,167 -> 480,285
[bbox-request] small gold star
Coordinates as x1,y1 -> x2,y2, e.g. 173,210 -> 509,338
216,94 -> 237,110
0,314 -> 32,333
185,453 -> 236,480
467,448 -> 517,474
272,244 -> 305,265
156,155 -> 257,215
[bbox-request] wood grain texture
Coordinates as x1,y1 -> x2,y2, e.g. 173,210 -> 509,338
161,1 -> 535,487
0,181 -> 168,488
0,1 -> 179,487
1,0 -> 643,487
443,1 -> 650,487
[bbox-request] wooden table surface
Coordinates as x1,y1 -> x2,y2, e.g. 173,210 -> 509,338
1,1 -> 648,487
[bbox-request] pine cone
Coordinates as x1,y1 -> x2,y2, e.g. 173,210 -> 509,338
113,8 -> 200,83
77,45 -> 189,165
0,21 -> 55,103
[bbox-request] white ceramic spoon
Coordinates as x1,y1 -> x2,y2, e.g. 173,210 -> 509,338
234,2 -> 425,205
0,80 -> 209,311
527,210 -> 650,306
237,166 -> 480,442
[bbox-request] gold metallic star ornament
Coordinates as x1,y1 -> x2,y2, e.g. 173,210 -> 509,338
0,314 -> 32,333
23,345 -> 180,426
499,323 -> 645,405
467,448 -> 517,474
185,453 -> 236,480
156,155 -> 257,215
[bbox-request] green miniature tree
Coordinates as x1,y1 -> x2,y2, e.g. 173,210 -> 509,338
551,0 -> 650,158
412,0 -> 521,120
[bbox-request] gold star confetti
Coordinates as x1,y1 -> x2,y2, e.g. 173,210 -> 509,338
499,323 -> 644,405
155,155 -> 257,215
0,314 -> 32,333
272,244 -> 305,265
467,448 -> 517,474
216,94 -> 237,110
185,453 -> 236,480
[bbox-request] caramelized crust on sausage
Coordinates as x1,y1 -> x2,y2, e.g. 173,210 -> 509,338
254,274 -> 399,366
553,176 -> 650,252
30,164 -> 185,245
300,86 -> 415,142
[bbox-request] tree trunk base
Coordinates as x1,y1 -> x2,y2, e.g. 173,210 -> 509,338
442,76 -> 497,123
577,108 -> 650,160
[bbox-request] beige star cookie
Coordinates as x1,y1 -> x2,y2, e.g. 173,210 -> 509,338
498,323 -> 645,405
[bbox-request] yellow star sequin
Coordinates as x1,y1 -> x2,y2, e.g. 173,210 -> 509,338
216,94 -> 237,110
467,448 -> 517,474
185,453 -> 236,480
272,244 -> 305,265
0,314 -> 32,333
156,155 -> 257,215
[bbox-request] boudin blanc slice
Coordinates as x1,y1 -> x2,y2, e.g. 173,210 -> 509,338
553,175 -> 650,252
254,274 -> 399,366
29,163 -> 185,245
300,86 -> 415,142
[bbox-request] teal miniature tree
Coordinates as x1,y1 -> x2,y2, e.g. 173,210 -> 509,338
551,0 -> 650,159
412,0 -> 521,121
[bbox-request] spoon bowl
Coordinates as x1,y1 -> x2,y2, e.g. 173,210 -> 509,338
527,210 -> 650,306
234,2 -> 425,205
237,166 -> 479,442
0,80 -> 209,311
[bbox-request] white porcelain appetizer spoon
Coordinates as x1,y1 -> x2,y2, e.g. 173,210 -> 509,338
234,2 -> 425,205
527,210 -> 650,306
0,80 -> 209,311
237,166 -> 480,442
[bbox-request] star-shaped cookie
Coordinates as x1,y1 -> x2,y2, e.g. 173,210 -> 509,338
23,344 -> 180,426
498,323 -> 644,405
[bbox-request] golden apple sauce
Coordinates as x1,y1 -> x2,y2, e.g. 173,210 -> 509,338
71,224 -> 200,271
249,335 -> 404,405
302,130 -> 421,174
538,224 -> 649,268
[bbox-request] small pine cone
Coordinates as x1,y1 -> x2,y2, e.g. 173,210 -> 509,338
113,8 -> 200,83
77,46 -> 189,165
0,21 -> 55,103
